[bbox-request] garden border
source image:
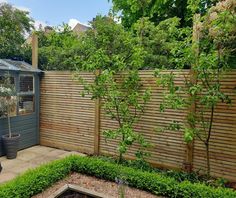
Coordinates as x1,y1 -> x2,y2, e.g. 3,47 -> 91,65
0,155 -> 235,198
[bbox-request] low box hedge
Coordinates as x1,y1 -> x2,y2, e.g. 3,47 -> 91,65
0,155 -> 235,198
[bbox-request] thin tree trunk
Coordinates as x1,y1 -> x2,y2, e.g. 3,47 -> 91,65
205,143 -> 210,178
119,152 -> 123,163
119,133 -> 125,163
205,105 -> 214,178
7,109 -> 12,138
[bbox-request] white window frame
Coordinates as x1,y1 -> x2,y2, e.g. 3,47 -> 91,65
18,74 -> 35,115
19,74 -> 35,95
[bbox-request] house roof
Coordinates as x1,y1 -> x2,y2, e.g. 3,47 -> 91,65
72,22 -> 90,36
0,59 -> 41,73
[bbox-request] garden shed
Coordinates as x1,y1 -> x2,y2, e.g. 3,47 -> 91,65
0,59 -> 41,156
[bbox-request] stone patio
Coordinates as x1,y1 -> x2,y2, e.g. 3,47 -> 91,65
0,145 -> 86,184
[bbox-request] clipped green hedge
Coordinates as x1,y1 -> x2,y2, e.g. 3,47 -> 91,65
0,155 -> 235,198
0,157 -> 74,198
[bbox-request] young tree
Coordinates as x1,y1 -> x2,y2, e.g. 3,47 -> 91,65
0,3 -> 33,58
75,16 -> 151,162
155,0 -> 235,177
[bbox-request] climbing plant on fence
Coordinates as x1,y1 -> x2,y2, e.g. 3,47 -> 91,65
75,15 -> 151,162
155,0 -> 236,177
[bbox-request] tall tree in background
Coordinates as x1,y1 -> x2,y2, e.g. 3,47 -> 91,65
38,25 -> 80,70
0,3 -> 33,58
23,24 -> 81,71
132,17 -> 191,69
75,15 -> 144,71
110,0 -> 218,28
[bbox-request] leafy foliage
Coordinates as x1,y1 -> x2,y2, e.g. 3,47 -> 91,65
0,155 -> 235,198
75,16 -> 151,162
156,0 -> 236,177
110,0 -> 217,28
98,155 -> 208,184
23,24 -> 80,70
75,15 -> 143,71
0,74 -> 17,138
0,3 -> 33,59
0,156 -> 73,198
132,17 -> 192,69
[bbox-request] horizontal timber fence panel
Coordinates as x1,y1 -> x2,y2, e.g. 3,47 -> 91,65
99,70 -> 189,170
40,70 -> 236,181
40,71 -> 95,154
193,75 -> 236,181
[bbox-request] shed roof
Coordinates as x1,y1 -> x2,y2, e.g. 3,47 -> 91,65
0,59 -> 41,73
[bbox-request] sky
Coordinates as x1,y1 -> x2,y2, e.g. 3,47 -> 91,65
2,0 -> 112,29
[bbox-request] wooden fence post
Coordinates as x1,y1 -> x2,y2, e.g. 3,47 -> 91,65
94,70 -> 101,155
184,14 -> 200,172
32,33 -> 38,69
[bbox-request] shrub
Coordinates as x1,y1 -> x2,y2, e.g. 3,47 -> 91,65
0,158 -> 73,198
98,156 -> 209,184
71,156 -> 236,198
0,155 -> 235,198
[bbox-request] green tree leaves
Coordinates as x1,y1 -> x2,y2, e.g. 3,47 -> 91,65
75,16 -> 144,72
0,3 -> 33,58
156,1 -> 236,176
30,24 -> 80,70
111,0 -> 217,28
75,16 -> 151,162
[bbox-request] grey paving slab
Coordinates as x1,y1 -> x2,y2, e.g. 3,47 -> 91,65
1,158 -> 25,170
0,145 -> 86,184
0,172 -> 17,183
45,149 -> 68,157
17,150 -> 40,161
25,145 -> 55,154
58,151 -> 87,158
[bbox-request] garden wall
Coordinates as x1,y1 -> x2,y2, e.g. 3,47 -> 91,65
40,70 -> 236,181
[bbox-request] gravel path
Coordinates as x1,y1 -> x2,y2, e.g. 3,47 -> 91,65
33,172 -> 161,198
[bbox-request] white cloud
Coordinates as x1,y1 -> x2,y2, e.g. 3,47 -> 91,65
0,0 -> 8,3
0,1 -> 31,13
68,18 -> 90,29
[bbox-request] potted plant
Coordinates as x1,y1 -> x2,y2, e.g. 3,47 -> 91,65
0,74 -> 20,159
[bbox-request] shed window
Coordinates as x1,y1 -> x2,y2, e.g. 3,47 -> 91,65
18,75 -> 34,115
0,75 -> 17,118
20,75 -> 34,93
18,95 -> 34,115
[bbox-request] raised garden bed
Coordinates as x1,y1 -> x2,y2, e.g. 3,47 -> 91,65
35,173 -> 157,198
0,156 -> 235,198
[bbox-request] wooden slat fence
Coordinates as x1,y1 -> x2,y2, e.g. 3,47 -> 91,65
193,73 -> 236,181
99,71 -> 189,170
40,71 -> 95,154
40,70 -> 236,181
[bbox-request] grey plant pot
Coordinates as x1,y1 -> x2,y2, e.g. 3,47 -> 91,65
2,134 -> 20,159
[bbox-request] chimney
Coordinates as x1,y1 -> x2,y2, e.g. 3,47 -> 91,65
32,33 -> 38,69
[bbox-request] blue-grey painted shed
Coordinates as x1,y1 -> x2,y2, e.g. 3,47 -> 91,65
0,59 -> 41,156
